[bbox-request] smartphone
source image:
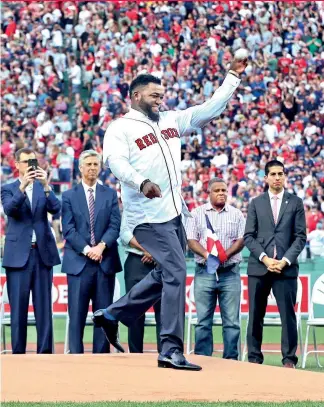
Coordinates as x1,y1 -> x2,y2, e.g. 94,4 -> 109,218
27,159 -> 38,172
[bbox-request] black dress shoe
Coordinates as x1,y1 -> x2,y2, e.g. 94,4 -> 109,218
283,363 -> 296,369
249,360 -> 263,364
158,350 -> 202,371
92,310 -> 125,353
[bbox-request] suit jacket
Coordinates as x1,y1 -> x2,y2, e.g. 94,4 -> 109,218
61,182 -> 122,275
244,191 -> 306,277
1,180 -> 61,268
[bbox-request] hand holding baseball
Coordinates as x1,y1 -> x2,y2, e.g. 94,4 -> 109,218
229,48 -> 249,75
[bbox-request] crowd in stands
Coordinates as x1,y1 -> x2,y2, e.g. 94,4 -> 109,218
1,1 -> 324,245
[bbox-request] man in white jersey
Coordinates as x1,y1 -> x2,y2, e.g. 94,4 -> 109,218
93,56 -> 247,371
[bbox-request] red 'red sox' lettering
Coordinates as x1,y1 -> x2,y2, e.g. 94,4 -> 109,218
135,138 -> 146,150
161,128 -> 180,140
135,128 -> 179,150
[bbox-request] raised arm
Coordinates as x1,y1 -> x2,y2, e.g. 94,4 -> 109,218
1,186 -> 27,218
175,57 -> 247,135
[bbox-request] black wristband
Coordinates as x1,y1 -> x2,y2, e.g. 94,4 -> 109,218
140,179 -> 151,192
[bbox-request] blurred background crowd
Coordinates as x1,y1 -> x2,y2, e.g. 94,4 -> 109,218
0,1 -> 324,249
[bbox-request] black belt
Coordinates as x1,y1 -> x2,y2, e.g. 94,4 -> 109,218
196,263 -> 237,272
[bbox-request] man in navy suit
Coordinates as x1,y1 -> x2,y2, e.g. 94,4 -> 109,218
61,150 -> 121,353
1,148 -> 61,354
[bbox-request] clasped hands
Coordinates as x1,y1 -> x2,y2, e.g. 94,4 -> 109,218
263,256 -> 288,274
87,243 -> 105,262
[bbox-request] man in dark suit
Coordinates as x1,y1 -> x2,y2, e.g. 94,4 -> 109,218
244,160 -> 306,368
1,148 -> 61,354
62,150 -> 121,354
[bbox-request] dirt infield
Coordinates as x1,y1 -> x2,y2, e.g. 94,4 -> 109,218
2,354 -> 324,403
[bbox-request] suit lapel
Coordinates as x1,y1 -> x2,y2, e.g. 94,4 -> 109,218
276,191 -> 290,226
94,183 -> 105,225
14,180 -> 32,212
263,193 -> 275,227
76,183 -> 90,226
32,181 -> 42,214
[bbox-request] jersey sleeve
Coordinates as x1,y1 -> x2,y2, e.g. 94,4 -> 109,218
103,120 -> 146,191
175,73 -> 241,135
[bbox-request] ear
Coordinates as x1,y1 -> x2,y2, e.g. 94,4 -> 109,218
133,91 -> 140,101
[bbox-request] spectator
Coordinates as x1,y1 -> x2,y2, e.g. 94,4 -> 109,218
1,147 -> 61,354
185,178 -> 245,359
0,1 -> 322,226
57,146 -> 73,183
307,221 -> 324,257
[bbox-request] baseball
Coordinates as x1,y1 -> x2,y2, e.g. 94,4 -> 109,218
234,48 -> 249,60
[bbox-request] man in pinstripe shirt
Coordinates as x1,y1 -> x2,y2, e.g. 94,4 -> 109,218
185,177 -> 245,359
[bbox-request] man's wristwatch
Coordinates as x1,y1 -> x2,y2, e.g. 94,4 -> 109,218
99,241 -> 106,249
140,179 -> 151,193
44,186 -> 52,197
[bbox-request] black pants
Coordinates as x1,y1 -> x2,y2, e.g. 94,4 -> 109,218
67,259 -> 115,354
247,274 -> 298,365
6,247 -> 53,354
108,216 -> 186,355
124,253 -> 161,353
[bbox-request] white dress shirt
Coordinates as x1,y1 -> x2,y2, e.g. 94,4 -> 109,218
259,189 -> 291,265
82,181 -> 97,255
82,180 -> 97,209
21,181 -> 36,243
119,212 -> 144,256
268,189 -> 284,216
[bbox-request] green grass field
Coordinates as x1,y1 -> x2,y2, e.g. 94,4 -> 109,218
3,317 -> 323,372
13,317 -> 324,348
3,402 -> 324,407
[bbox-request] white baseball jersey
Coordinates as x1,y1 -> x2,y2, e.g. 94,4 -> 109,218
103,73 -> 240,233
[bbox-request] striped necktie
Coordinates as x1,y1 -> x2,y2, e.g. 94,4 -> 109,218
272,195 -> 278,258
89,188 -> 96,246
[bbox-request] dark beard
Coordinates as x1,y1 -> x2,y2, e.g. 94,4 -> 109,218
147,109 -> 160,122
139,101 -> 160,122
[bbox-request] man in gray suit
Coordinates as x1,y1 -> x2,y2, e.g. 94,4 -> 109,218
244,160 -> 306,368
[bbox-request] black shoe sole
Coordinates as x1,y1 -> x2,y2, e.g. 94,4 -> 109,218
100,328 -> 125,353
158,360 -> 202,371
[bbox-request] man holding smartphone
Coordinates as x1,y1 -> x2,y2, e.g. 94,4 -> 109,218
1,148 -> 61,354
